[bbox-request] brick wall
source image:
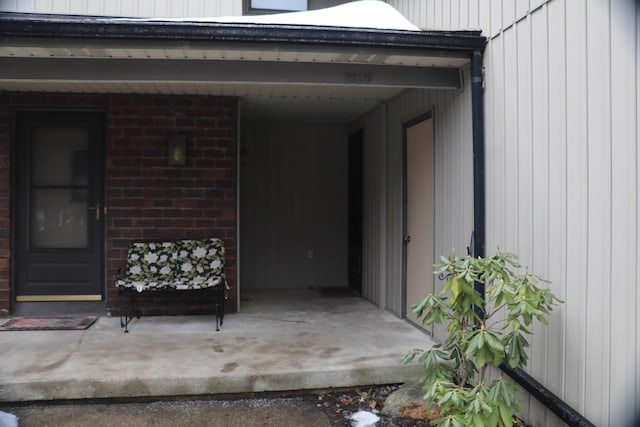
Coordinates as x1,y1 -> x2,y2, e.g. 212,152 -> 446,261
0,98 -> 10,313
0,92 -> 238,315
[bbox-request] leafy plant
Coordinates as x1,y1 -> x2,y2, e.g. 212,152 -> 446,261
404,250 -> 563,427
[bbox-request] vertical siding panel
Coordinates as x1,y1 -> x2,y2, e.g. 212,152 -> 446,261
185,0 -> 203,17
426,0 -> 436,28
422,0 -> 429,29
609,1 -> 638,425
546,1 -> 568,425
101,0 -> 120,16
585,1 -> 612,425
459,0 -> 469,28
564,0 -> 589,416
636,4 -> 640,422
385,94 -> 402,314
67,1 -> 86,16
356,105 -> 387,307
120,1 -> 137,17
516,0 -> 530,20
516,16 -> 533,263
169,1 -> 185,17
529,8 -> 550,426
515,17 -> 534,421
85,0 -> 103,15
479,0 -> 492,37
503,0 -> 516,28
433,0 -> 443,29
503,27 -> 519,254
491,0 -> 502,36
468,0 -> 479,28
154,0 -> 171,17
450,0 -> 459,28
486,35 -> 507,250
34,0 -> 51,13
531,0 -> 545,10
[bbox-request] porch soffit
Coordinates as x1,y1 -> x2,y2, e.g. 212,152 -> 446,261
0,12 -> 485,122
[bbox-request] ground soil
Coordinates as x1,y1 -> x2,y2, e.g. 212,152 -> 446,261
316,385 -> 433,427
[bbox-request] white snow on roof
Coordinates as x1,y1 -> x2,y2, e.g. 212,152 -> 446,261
122,1 -> 420,32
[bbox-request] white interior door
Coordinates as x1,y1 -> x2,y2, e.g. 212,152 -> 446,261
404,115 -> 434,327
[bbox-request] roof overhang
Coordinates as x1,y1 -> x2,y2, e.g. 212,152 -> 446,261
0,12 -> 486,121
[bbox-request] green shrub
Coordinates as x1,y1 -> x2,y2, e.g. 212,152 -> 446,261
404,250 -> 563,427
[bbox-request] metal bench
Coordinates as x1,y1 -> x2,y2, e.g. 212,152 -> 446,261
115,238 -> 227,333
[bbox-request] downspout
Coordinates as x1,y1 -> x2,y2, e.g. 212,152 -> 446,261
470,48 -> 595,427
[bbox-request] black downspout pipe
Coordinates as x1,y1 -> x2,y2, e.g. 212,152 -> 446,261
470,48 -> 595,427
471,49 -> 485,277
500,365 -> 596,427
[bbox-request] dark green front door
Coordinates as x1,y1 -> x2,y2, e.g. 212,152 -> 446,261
14,111 -> 105,302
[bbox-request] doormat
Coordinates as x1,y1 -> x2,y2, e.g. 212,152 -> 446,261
0,316 -> 98,331
318,287 -> 359,297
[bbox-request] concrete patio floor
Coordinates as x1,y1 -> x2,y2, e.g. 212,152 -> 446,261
0,289 -> 434,403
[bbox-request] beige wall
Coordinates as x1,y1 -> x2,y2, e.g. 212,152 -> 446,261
389,1 -> 640,426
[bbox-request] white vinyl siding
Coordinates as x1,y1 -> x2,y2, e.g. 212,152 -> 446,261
389,1 -> 639,426
356,75 -> 474,317
352,105 -> 388,307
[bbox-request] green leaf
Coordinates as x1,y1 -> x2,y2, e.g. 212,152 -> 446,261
449,277 -> 462,302
498,402 -> 514,427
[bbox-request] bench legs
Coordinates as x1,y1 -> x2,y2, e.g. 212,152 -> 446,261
118,288 -> 140,333
118,287 -> 224,333
215,283 -> 226,332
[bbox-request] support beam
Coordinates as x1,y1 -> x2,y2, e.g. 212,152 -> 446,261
0,58 -> 463,89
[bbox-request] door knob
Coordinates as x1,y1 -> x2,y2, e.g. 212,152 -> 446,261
403,235 -> 411,243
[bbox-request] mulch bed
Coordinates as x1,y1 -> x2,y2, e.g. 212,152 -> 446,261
316,384 -> 529,427
317,385 -> 433,427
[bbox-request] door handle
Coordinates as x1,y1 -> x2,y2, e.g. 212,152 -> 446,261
403,235 -> 411,243
88,203 -> 101,220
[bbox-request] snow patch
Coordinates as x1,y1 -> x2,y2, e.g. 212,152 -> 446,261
118,1 -> 420,32
350,410 -> 380,427
0,411 -> 18,427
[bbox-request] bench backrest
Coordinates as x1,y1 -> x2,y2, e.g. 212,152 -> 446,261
124,238 -> 225,282
174,238 -> 225,282
125,242 -> 177,282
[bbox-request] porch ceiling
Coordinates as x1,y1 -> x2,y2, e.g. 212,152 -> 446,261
0,12 -> 485,122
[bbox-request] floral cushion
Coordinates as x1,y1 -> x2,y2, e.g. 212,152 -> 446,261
116,242 -> 176,292
116,239 -> 225,292
174,239 -> 225,290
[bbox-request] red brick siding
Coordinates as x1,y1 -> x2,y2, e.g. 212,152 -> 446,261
0,96 -> 10,313
0,93 -> 238,315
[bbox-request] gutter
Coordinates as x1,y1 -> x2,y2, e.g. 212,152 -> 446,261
0,12 -> 485,52
470,48 -> 595,427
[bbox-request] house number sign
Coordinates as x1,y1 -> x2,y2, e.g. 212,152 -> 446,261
344,72 -> 373,84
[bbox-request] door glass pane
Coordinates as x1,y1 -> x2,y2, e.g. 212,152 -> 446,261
30,128 -> 89,249
250,0 -> 307,11
32,128 -> 88,187
31,189 -> 88,248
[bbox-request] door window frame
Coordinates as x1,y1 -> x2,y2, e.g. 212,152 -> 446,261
243,0 -> 308,15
